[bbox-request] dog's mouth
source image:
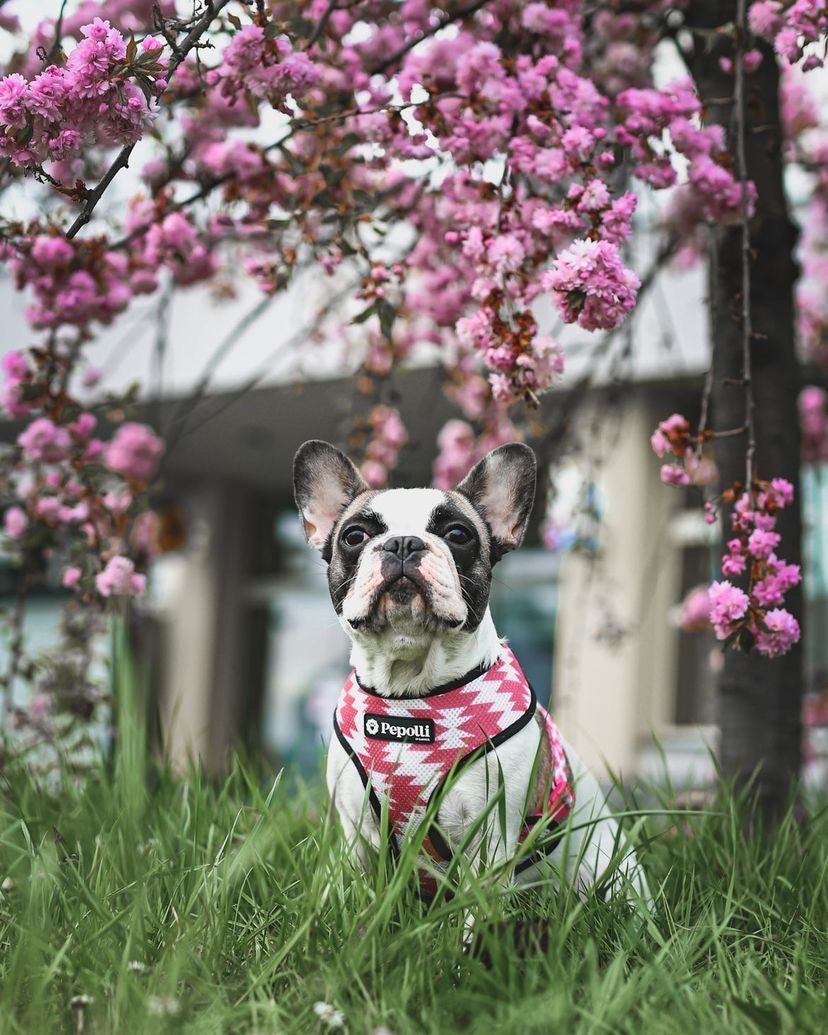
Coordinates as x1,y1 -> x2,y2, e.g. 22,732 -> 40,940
349,571 -> 454,631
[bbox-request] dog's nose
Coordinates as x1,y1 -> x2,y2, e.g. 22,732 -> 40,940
382,535 -> 426,560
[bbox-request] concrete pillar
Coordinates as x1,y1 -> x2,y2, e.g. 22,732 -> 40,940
552,397 -> 681,778
156,482 -> 265,772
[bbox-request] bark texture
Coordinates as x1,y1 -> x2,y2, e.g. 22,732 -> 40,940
684,2 -> 803,820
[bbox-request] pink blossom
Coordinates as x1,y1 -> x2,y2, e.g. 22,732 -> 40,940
35,496 -> 61,522
749,1 -> 784,39
660,464 -> 690,487
650,429 -> 670,457
104,423 -> 164,483
800,386 -> 828,463
543,239 -> 640,331
18,418 -> 72,463
747,527 -> 781,559
63,566 -> 82,589
677,584 -> 712,632
488,235 -> 526,274
69,413 -> 97,440
95,555 -> 146,598
708,580 -> 750,640
768,477 -> 795,506
722,552 -> 747,577
31,235 -> 74,268
2,350 -> 34,416
360,459 -> 387,487
754,608 -> 800,657
4,506 -> 28,539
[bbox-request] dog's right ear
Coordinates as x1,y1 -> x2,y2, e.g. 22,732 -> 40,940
293,440 -> 369,553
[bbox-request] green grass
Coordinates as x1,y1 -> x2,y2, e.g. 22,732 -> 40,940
0,748 -> 825,1035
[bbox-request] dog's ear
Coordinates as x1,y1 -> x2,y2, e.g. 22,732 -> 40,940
456,443 -> 536,560
293,440 -> 369,552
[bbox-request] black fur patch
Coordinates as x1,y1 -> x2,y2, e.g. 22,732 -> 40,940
426,497 -> 492,632
327,501 -> 385,615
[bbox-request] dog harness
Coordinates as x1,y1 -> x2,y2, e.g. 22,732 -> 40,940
333,645 -> 574,879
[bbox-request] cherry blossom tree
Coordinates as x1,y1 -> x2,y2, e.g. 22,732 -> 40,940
0,0 -> 826,816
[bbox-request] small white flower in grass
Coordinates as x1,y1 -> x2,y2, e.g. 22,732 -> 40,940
127,960 -> 148,974
70,995 -> 93,1008
147,995 -> 181,1017
1,877 -> 14,892
313,1001 -> 345,1028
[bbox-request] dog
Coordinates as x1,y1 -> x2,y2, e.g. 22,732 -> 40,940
293,438 -> 650,909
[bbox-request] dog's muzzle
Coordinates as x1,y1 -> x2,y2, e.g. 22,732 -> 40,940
380,535 -> 431,599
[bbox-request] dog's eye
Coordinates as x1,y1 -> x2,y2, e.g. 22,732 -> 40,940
444,525 -> 473,545
341,526 -> 369,548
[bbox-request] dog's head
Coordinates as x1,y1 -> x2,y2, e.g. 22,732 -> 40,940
292,440 -> 536,645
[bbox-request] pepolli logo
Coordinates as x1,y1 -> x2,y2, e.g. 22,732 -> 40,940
364,712 -> 435,743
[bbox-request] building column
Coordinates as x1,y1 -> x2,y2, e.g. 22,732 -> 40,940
156,481 -> 268,772
552,398 -> 681,778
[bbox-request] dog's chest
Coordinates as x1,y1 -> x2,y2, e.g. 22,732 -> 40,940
333,646 -> 572,844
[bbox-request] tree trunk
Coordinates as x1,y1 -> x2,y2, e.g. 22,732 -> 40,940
684,2 -> 803,821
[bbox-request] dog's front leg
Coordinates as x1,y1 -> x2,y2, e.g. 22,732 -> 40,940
326,736 -> 382,869
439,722 -> 542,942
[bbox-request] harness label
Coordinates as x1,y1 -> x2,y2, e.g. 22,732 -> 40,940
364,712 -> 435,743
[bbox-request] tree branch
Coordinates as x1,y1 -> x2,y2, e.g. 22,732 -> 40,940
370,0 -> 493,75
305,0 -> 339,50
734,0 -> 756,488
64,0 -> 233,240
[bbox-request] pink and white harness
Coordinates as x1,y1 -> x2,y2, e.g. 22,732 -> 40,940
333,645 -> 574,870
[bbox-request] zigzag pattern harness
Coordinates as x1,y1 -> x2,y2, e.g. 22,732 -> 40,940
333,645 -> 574,886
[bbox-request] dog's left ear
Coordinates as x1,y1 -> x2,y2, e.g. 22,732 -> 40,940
456,443 -> 537,560
293,440 -> 369,553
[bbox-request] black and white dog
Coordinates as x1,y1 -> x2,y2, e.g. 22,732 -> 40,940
293,439 -> 649,905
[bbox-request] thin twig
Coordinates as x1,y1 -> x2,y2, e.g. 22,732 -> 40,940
305,0 -> 338,50
370,0 -> 493,75
734,0 -> 755,488
162,276 -> 363,452
106,96 -> 444,252
151,279 -> 173,426
696,224 -> 716,457
162,290 -> 277,449
42,0 -> 69,68
64,0 -> 233,240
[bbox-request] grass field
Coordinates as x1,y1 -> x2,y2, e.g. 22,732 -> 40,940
0,733 -> 826,1035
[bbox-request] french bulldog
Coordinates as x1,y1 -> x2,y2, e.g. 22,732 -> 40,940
293,438 -> 649,907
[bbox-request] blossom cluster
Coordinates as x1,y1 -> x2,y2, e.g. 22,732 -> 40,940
359,406 -> 409,488
206,24 -> 319,113
0,0 -> 761,425
749,1 -> 828,70
650,412 -> 695,486
617,80 -> 755,226
432,413 -> 516,490
543,239 -> 639,332
13,234 -> 134,331
0,18 -> 167,169
2,347 -> 163,600
708,478 -> 801,657
651,414 -> 801,657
